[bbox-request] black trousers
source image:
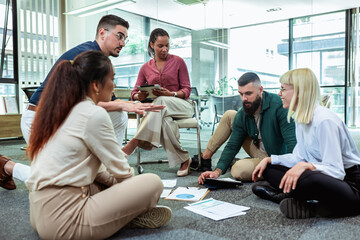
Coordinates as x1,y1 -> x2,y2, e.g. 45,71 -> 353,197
263,164 -> 360,217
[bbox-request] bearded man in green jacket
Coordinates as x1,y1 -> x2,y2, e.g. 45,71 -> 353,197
199,72 -> 296,184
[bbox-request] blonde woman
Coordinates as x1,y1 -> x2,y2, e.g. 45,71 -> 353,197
252,68 -> 360,219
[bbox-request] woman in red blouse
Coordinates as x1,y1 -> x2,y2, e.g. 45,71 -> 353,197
122,28 -> 193,177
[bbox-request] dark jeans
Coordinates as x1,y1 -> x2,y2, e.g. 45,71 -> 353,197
263,164 -> 360,217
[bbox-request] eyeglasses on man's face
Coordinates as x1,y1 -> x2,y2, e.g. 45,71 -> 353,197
104,29 -> 129,44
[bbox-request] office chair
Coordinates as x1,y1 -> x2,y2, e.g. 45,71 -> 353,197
211,94 -> 242,135
190,87 -> 210,127
113,88 -> 136,144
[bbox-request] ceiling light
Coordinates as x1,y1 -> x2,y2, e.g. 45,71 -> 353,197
200,40 -> 230,49
174,0 -> 209,6
64,0 -> 136,17
266,7 -> 282,13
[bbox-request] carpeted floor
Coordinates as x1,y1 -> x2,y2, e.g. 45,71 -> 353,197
1,127 -> 360,240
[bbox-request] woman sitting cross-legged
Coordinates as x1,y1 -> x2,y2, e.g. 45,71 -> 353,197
122,28 -> 193,177
26,50 -> 171,240
252,68 -> 360,219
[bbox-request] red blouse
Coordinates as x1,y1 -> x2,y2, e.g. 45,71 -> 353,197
131,54 -> 191,100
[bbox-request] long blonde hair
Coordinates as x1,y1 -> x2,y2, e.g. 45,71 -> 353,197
280,68 -> 320,124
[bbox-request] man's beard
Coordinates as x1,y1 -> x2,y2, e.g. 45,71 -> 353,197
243,94 -> 262,116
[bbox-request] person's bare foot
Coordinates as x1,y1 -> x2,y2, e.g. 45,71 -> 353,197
177,158 -> 192,177
179,159 -> 190,171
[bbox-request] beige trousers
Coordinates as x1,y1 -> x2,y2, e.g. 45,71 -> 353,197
208,110 -> 268,181
29,173 -> 163,240
134,96 -> 193,168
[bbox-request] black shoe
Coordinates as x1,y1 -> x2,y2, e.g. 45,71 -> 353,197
252,181 -> 286,204
279,198 -> 316,219
190,155 -> 212,172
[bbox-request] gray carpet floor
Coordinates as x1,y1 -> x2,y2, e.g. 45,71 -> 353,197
1,126 -> 360,240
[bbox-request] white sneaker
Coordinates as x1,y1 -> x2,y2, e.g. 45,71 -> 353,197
127,205 -> 172,228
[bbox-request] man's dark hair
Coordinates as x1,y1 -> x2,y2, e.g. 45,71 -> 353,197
237,72 -> 261,87
96,14 -> 129,37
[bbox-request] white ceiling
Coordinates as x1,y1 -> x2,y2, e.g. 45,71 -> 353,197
119,0 -> 360,29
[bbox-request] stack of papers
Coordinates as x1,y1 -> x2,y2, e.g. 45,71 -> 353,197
184,198 -> 250,221
161,179 -> 177,198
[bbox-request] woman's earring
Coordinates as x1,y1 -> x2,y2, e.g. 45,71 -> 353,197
96,91 -> 99,95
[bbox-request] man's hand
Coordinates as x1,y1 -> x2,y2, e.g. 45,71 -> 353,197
122,102 -> 165,116
252,157 -> 271,182
97,100 -> 165,116
279,161 -> 315,193
198,169 -> 221,185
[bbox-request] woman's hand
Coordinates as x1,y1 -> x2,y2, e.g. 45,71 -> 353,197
198,169 -> 221,185
152,87 -> 173,97
252,157 -> 271,182
279,161 -> 315,193
134,91 -> 149,101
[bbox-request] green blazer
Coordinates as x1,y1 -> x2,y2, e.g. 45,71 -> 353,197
215,91 -> 296,173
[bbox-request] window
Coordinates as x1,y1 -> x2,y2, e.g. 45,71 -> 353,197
0,0 -> 17,114
228,21 -> 289,96
18,0 -> 60,111
292,12 -> 346,120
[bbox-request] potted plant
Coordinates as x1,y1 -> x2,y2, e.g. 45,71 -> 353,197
205,76 -> 237,96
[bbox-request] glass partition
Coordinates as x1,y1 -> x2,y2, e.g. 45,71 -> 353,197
229,21 -> 289,89
0,0 -> 18,114
292,12 -> 346,121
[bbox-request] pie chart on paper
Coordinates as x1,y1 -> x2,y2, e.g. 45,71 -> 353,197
176,194 -> 195,199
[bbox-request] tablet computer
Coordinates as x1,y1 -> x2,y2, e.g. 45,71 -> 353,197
204,178 -> 243,189
137,84 -> 161,98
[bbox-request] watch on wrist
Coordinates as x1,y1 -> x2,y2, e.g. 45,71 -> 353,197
173,92 -> 178,97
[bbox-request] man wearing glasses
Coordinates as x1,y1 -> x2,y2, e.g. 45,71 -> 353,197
0,15 -> 162,190
21,14 -> 162,145
198,72 -> 296,188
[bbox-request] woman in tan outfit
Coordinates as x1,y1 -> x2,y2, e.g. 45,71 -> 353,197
26,51 -> 172,240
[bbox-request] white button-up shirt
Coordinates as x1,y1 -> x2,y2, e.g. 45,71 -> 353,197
271,105 -> 360,180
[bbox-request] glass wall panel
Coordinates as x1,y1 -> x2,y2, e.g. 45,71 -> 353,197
348,8 -> 360,128
0,0 -> 18,114
0,0 -> 15,79
229,21 -> 289,90
0,83 -> 16,114
17,0 -> 59,112
292,12 -> 346,120
321,86 -> 345,120
19,0 -> 59,86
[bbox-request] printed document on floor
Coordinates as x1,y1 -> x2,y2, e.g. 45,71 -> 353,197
184,198 -> 250,221
165,187 -> 209,202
